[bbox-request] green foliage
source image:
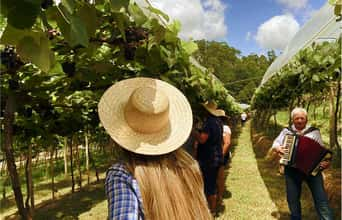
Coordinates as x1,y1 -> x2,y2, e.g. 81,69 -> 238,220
0,0 -> 241,157
1,25 -> 55,71
328,0 -> 342,17
193,40 -> 272,103
237,80 -> 256,103
1,0 -> 41,29
252,39 -> 341,110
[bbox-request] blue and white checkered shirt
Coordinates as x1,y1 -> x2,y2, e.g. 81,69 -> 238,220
105,163 -> 144,220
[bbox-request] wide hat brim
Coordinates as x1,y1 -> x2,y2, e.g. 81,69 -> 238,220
201,103 -> 225,117
98,77 -> 193,155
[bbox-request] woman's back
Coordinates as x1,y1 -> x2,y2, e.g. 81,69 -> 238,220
126,149 -> 212,220
99,77 -> 212,219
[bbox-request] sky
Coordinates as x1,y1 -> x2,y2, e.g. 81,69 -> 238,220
148,0 -> 328,56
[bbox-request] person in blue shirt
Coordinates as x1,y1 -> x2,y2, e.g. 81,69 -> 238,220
192,101 -> 224,214
99,77 -> 212,220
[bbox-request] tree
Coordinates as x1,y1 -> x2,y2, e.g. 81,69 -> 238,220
193,40 -> 271,103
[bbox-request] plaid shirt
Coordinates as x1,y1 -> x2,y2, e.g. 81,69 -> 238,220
105,163 -> 144,220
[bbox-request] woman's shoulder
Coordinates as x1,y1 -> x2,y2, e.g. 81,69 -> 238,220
223,125 -> 231,134
106,162 -> 132,181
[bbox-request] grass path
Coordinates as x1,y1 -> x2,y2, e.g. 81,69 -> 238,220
216,122 -> 279,220
4,121 -> 338,219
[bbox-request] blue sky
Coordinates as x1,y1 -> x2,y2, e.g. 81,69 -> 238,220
224,0 -> 327,55
149,0 -> 328,56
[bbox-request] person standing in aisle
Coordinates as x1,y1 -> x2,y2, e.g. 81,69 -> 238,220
240,112 -> 247,125
216,110 -> 232,206
192,101 -> 224,214
272,107 -> 334,220
99,77 -> 213,220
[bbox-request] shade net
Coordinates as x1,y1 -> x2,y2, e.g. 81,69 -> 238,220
260,2 -> 341,86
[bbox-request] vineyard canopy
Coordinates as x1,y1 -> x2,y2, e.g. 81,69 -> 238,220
260,2 -> 341,85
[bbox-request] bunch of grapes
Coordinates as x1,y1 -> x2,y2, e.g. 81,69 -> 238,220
125,27 -> 148,42
41,0 -> 54,9
35,102 -> 55,119
0,46 -> 24,72
23,107 -> 33,118
124,27 -> 149,60
47,29 -> 61,40
62,61 -> 76,77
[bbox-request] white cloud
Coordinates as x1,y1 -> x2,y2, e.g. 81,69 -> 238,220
255,14 -> 299,50
148,0 -> 228,40
276,0 -> 308,10
246,32 -> 251,41
301,7 -> 319,23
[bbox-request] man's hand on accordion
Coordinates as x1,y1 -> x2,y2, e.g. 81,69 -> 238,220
319,160 -> 331,170
273,146 -> 286,157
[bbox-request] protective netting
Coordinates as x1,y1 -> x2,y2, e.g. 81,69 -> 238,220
260,2 -> 341,85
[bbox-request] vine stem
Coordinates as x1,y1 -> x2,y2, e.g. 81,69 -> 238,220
40,11 -> 52,31
57,5 -> 71,24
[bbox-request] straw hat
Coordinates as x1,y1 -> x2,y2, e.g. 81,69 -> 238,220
98,77 -> 193,155
216,109 -> 228,118
202,101 -> 226,117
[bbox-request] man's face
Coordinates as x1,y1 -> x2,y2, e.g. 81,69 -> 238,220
293,112 -> 307,131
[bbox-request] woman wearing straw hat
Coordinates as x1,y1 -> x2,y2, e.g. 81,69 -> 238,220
98,77 -> 212,220
192,101 -> 224,214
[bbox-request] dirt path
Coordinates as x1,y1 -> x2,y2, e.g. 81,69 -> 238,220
216,122 -> 279,220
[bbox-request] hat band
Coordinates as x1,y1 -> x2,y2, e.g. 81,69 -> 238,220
124,100 -> 170,134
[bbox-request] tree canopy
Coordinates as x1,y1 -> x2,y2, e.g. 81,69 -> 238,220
192,40 -> 274,103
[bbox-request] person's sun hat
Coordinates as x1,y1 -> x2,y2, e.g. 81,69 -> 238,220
216,109 -> 228,118
98,77 -> 193,155
202,101 -> 225,117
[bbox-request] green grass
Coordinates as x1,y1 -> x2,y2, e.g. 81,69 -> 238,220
216,122 -> 279,220
1,120 -> 339,219
33,182 -> 107,220
0,150 -> 114,219
216,121 -> 340,220
250,119 -> 341,220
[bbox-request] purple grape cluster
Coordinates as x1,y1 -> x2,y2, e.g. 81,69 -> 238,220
0,45 -> 24,72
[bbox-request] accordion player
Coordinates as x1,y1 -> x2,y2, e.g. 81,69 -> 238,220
279,133 -> 332,176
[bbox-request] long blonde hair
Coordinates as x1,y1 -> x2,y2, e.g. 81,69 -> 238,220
125,148 -> 212,220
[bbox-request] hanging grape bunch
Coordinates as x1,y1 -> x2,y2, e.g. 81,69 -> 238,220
36,102 -> 55,120
47,29 -> 61,40
124,27 -> 149,60
41,0 -> 54,10
0,45 -> 24,74
62,61 -> 76,77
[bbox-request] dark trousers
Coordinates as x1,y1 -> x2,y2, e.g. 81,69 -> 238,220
200,165 -> 219,196
285,167 -> 334,220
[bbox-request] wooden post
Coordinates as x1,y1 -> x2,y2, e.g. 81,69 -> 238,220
329,86 -> 336,150
64,137 -> 68,178
85,131 -> 90,185
25,144 -> 34,218
50,146 -> 55,200
75,140 -> 82,189
3,94 -> 28,219
70,137 -> 75,193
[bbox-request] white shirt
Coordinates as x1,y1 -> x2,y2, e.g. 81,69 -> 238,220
223,125 -> 231,136
272,124 -> 324,149
241,113 -> 247,120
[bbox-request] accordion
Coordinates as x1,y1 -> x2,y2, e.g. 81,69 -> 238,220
279,134 -> 332,176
